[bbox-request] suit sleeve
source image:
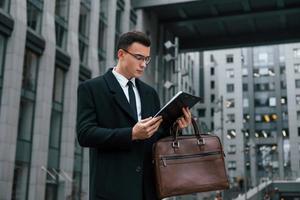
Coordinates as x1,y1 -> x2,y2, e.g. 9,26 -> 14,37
76,82 -> 132,150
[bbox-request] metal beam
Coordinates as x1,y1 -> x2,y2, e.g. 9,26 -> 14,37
131,0 -> 201,8
179,29 -> 300,51
132,0 -> 242,9
162,7 -> 300,25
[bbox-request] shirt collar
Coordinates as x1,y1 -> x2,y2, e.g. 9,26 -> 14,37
112,67 -> 136,87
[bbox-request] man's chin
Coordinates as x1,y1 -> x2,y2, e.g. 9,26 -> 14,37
135,71 -> 144,77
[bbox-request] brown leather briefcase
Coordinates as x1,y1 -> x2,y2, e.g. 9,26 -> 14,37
153,119 -> 229,199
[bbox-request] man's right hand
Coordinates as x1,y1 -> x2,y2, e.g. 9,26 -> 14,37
132,116 -> 163,140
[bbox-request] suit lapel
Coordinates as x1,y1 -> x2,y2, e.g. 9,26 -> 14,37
103,69 -> 137,122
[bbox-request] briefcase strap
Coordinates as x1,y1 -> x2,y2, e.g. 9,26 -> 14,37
171,118 -> 205,147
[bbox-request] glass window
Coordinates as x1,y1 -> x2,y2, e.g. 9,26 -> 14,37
295,64 -> 300,73
227,129 -> 236,139
281,81 -> 286,89
226,54 -> 234,63
55,0 -> 69,20
242,68 -> 248,76
55,0 -> 69,50
293,48 -> 300,58
98,0 -> 108,74
130,9 -> 137,30
27,0 -> 43,33
100,0 -> 108,18
22,49 -> 39,92
55,22 -> 67,50
227,114 -> 235,123
198,109 -> 205,117
228,161 -> 237,170
79,40 -> 88,65
269,97 -> 276,107
298,128 -> 300,137
225,99 -> 235,108
296,95 -> 300,105
114,0 -> 124,54
227,84 -> 234,93
210,81 -> 215,89
53,68 -> 65,103
296,79 -> 300,88
210,67 -> 215,75
0,34 -> 6,103
78,0 -> 90,65
226,69 -> 234,78
297,111 -> 300,120
228,145 -> 236,154
45,67 -> 66,200
0,0 -> 9,12
211,94 -> 215,103
17,99 -> 35,141
79,1 -> 90,38
282,111 -> 288,121
243,83 -> 248,91
243,98 -> 249,107
12,161 -> 30,200
253,47 -> 274,66
72,139 -> 83,199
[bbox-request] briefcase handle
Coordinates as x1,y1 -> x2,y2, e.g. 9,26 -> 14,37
171,118 -> 205,148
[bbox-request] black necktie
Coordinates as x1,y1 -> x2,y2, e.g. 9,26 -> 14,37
127,81 -> 138,120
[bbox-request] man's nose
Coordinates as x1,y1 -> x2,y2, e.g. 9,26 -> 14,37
140,61 -> 147,68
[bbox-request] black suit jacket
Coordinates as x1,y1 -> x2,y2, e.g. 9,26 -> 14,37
77,69 -> 166,200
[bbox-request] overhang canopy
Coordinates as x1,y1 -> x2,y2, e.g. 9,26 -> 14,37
132,0 -> 300,51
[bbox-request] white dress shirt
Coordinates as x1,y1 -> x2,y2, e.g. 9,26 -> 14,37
112,68 -> 142,121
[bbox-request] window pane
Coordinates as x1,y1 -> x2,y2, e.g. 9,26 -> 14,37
130,9 -> 137,30
0,0 -> 9,12
55,0 -> 69,20
79,40 -> 88,65
0,34 -> 6,79
226,69 -> 234,78
227,129 -> 236,139
227,84 -> 234,93
53,67 -> 65,103
297,111 -> 300,120
100,0 -> 108,18
45,183 -> 58,200
296,79 -> 300,88
296,95 -> 300,105
226,54 -> 234,63
294,48 -> 300,58
12,162 -> 29,200
55,22 -> 67,50
49,110 -> 62,148
27,1 -> 43,33
22,49 -> 39,92
295,64 -> 300,73
79,2 -> 90,38
18,98 -> 34,141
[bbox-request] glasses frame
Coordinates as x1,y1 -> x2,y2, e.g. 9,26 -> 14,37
121,48 -> 151,65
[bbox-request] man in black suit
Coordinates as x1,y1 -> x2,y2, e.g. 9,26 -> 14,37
76,31 -> 191,200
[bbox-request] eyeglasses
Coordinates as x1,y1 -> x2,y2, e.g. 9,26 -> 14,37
122,48 -> 151,65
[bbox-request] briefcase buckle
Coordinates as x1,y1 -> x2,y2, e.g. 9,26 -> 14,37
197,138 -> 205,145
172,141 -> 180,148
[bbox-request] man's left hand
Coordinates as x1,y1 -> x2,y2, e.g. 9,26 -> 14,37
176,107 -> 192,129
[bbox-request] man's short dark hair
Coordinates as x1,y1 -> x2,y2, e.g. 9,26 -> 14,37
117,31 -> 151,51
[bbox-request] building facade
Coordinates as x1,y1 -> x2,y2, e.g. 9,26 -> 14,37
198,44 -> 300,197
0,0 -> 201,200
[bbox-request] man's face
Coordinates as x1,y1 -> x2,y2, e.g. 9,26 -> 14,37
118,42 -> 150,79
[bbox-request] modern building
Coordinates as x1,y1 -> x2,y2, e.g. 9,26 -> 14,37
198,44 -> 300,198
0,0 -> 200,200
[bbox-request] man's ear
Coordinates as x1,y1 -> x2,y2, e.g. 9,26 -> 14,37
117,49 -> 124,60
